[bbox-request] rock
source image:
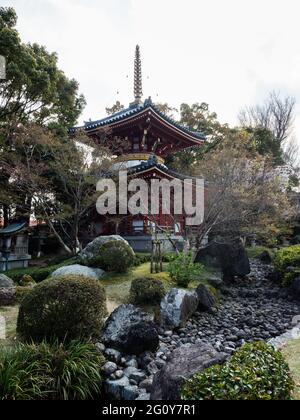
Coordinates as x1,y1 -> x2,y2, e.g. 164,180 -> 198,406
292,315 -> 300,327
122,385 -> 139,401
0,287 -> 16,306
136,393 -> 150,401
105,348 -> 122,364
196,285 -> 217,312
95,342 -> 106,353
150,342 -> 227,400
51,264 -> 105,280
139,378 -> 153,392
0,274 -> 14,288
160,288 -> 199,329
80,235 -> 130,260
258,250 -> 272,264
125,357 -> 138,368
105,376 -> 130,400
124,367 -> 147,383
207,276 -> 223,289
103,362 -> 118,376
115,370 -> 124,379
289,277 -> 300,301
102,304 -> 159,355
196,240 -> 250,281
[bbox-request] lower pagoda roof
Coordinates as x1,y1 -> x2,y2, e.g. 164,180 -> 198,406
70,97 -> 206,144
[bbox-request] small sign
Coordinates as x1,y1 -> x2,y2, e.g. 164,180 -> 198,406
0,55 -> 6,80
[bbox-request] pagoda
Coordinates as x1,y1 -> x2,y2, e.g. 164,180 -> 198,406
71,46 -> 206,252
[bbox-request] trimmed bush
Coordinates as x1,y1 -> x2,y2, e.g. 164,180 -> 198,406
6,258 -> 76,284
133,253 -> 152,266
0,341 -> 105,400
17,275 -> 107,342
15,286 -> 33,304
273,245 -> 300,286
168,252 -> 204,288
130,277 -> 166,305
181,342 -> 294,400
89,240 -> 135,273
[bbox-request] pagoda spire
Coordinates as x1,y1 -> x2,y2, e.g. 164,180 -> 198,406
133,45 -> 143,104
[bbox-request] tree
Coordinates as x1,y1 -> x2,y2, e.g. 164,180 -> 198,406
105,101 -> 124,116
155,103 -> 178,118
238,91 -> 296,148
0,9 -> 85,131
245,126 -> 284,165
165,102 -> 229,172
0,124 -> 111,254
0,7 -> 86,225
188,130 -> 294,248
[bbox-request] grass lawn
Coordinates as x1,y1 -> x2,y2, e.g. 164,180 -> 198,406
282,339 -> 300,400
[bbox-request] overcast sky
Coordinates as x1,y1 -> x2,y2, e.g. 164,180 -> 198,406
3,0 -> 300,141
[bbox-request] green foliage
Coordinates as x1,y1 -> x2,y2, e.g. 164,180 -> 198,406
6,259 -> 75,283
133,253 -> 152,266
0,7 -> 85,129
17,275 -> 107,343
273,245 -> 300,286
162,253 -> 177,263
168,252 -> 204,288
89,240 -> 135,273
130,277 -> 166,305
0,341 -> 104,400
15,286 -> 33,304
246,127 -> 284,165
246,246 -> 274,260
181,342 -> 294,400
19,274 -> 35,286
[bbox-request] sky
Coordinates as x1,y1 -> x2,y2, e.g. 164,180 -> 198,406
3,0 -> 300,142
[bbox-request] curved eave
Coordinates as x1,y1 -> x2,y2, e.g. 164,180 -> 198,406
70,104 -> 205,145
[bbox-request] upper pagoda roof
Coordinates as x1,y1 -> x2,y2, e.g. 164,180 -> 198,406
70,97 -> 206,144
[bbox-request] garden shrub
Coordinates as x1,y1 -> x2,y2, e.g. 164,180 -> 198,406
162,253 -> 177,263
88,240 -> 135,273
15,286 -> 33,304
130,277 -> 166,305
0,341 -> 105,400
181,342 -> 294,400
133,253 -> 152,266
17,275 -> 107,342
273,245 -> 300,286
168,252 -> 203,288
6,259 -> 76,284
19,274 -> 36,286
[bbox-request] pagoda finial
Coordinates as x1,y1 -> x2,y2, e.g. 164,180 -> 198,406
134,45 -> 143,104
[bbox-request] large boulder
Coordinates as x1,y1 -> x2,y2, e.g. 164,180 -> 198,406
160,288 -> 199,329
102,304 -> 159,355
150,342 -> 227,400
0,274 -> 14,288
196,240 -> 250,282
0,287 -> 16,306
196,284 -> 217,312
51,264 -> 105,280
289,277 -> 300,301
80,235 -> 130,260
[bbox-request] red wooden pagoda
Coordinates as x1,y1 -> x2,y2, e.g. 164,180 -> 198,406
71,46 -> 206,251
